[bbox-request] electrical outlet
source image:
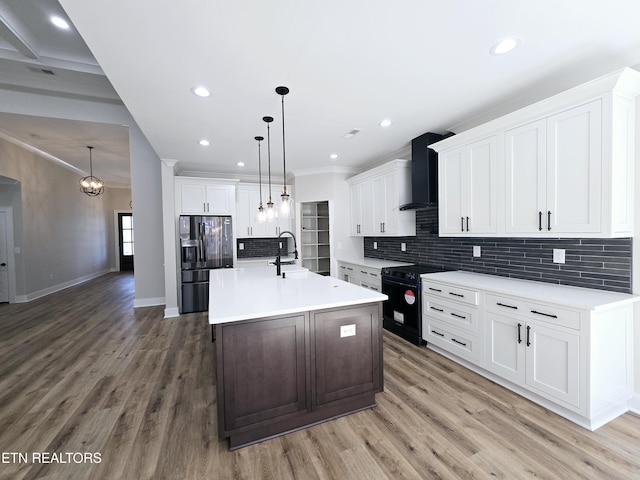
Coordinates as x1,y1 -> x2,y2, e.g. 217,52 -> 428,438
473,245 -> 481,257
373,241 -> 378,250
279,242 -> 283,249
239,243 -> 244,250
340,324 -> 356,338
401,242 -> 406,252
553,248 -> 566,264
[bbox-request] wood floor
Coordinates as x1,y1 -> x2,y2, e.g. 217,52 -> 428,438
1,272 -> 639,480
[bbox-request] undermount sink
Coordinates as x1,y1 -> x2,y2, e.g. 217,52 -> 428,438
282,270 -> 313,279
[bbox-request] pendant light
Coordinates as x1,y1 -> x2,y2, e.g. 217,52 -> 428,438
79,146 -> 104,197
276,86 -> 293,218
255,135 -> 267,223
263,116 -> 276,221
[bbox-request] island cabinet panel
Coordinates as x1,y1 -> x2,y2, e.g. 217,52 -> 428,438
216,301 -> 384,449
312,304 -> 382,406
218,314 -> 309,432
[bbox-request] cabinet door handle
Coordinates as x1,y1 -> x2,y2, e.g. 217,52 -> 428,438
207,202 -> 210,212
450,313 -> 466,319
449,292 -> 464,298
497,302 -> 518,310
428,287 -> 442,293
461,217 -> 464,232
538,211 -> 543,231
531,310 -> 558,319
430,306 -> 444,312
204,203 -> 207,212
382,222 -> 386,233
547,211 -> 551,231
452,338 -> 467,347
517,323 -> 522,344
432,329 -> 445,337
526,325 -> 531,347
466,217 -> 470,232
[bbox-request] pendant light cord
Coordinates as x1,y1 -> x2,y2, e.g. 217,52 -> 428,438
280,94 -> 286,193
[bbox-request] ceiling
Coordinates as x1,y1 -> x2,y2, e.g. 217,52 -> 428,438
3,1 -> 640,188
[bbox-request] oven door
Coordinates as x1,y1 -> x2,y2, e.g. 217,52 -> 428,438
382,276 -> 422,340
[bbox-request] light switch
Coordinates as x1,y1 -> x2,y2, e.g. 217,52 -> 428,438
553,248 -> 565,264
340,324 -> 356,338
401,243 -> 406,252
239,243 -> 244,250
473,246 -> 481,257
373,241 -> 378,250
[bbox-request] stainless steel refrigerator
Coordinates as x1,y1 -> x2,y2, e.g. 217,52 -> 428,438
179,215 -> 233,313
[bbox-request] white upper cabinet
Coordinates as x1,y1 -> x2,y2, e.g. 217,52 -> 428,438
506,101 -> 602,235
347,159 -> 415,237
235,183 -> 292,238
176,178 -> 236,215
439,136 -> 497,235
432,67 -> 640,238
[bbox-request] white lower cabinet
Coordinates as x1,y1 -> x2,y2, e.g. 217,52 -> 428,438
485,310 -> 580,408
337,261 -> 382,292
422,272 -> 636,430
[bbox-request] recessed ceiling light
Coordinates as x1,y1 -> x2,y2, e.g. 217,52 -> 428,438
379,119 -> 392,127
192,86 -> 211,97
329,154 -> 338,160
490,37 -> 522,55
51,16 -> 70,30
237,162 -> 245,167
198,139 -> 210,146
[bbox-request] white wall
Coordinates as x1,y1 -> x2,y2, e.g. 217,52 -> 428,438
293,169 -> 362,277
0,138 -> 115,300
0,88 -> 165,306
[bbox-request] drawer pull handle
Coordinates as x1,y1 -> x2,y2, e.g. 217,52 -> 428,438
450,313 -> 466,319
430,307 -> 444,312
526,325 -> 531,347
497,302 -> 517,310
452,338 -> 467,347
428,287 -> 442,293
449,292 -> 464,298
517,323 -> 522,344
361,271 -> 367,274
432,329 -> 445,337
531,310 -> 558,319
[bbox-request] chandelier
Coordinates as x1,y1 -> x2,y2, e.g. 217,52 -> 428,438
79,146 -> 104,197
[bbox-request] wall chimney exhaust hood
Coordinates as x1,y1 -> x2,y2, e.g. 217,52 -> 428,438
399,131 -> 452,211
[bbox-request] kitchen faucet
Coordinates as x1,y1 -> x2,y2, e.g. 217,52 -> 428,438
275,230 -> 299,276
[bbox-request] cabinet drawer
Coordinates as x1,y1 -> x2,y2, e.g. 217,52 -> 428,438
423,319 -> 481,364
486,294 -> 581,330
423,281 -> 479,306
423,297 -> 479,334
358,266 -> 381,281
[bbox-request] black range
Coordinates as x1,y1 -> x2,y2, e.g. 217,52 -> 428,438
381,264 -> 451,345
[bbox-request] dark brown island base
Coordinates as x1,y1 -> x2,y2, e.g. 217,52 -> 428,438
209,266 -> 387,450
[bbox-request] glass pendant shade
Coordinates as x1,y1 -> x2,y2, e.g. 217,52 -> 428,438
276,86 -> 293,218
79,146 -> 104,197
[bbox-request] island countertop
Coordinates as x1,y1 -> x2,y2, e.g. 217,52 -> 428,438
208,266 -> 388,324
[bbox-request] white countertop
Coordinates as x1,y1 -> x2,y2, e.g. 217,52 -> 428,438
209,265 -> 388,324
336,257 -> 413,269
421,271 -> 639,311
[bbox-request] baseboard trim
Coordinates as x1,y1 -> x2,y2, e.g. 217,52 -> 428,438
14,270 -> 110,303
629,393 -> 640,415
133,296 -> 165,308
164,307 -> 180,318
